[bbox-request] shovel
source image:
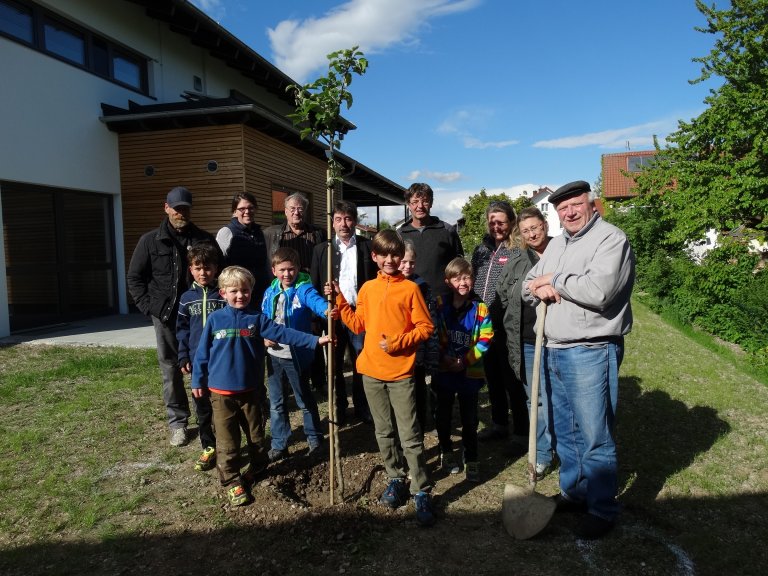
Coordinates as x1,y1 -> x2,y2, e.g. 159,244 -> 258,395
502,301 -> 555,539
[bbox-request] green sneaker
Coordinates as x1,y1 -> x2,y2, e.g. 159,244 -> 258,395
227,484 -> 250,507
194,446 -> 216,472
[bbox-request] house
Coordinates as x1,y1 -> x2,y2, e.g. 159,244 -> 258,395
0,0 -> 404,336
601,150 -> 657,199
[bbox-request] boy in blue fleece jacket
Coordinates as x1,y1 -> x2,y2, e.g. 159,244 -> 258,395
176,244 -> 227,472
261,247 -> 337,461
192,266 -> 331,506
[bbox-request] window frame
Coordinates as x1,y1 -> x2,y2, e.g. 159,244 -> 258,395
0,0 -> 150,95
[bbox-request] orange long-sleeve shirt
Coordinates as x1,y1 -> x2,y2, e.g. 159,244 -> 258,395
337,271 -> 434,381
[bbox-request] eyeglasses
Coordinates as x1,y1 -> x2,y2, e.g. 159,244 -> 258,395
520,224 -> 545,235
287,206 -> 305,214
408,199 -> 431,207
235,206 -> 255,213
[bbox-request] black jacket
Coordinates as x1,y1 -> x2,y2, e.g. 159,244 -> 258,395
310,235 -> 377,295
399,216 -> 464,299
127,218 -> 217,325
217,217 -> 270,298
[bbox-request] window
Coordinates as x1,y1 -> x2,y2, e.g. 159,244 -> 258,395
0,0 -> 149,94
627,155 -> 656,172
0,0 -> 32,42
540,202 -> 549,213
43,18 -> 85,65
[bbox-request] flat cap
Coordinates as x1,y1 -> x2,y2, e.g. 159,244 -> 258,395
549,180 -> 591,205
166,186 -> 192,208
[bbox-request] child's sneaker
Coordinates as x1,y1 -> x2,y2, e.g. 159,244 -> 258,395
227,484 -> 251,507
413,491 -> 435,527
379,478 -> 409,509
465,461 -> 480,483
194,446 -> 216,471
440,451 -> 461,474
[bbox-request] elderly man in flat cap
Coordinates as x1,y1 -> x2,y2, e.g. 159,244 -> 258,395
523,180 -> 635,539
127,186 -> 218,448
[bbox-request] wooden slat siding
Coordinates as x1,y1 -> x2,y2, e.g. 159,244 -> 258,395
119,125 -> 247,269
118,124 -> 335,300
242,126 -> 329,228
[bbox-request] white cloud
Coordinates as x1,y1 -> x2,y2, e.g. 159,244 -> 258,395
533,119 -> 677,150
190,0 -> 225,22
437,107 -> 518,150
407,169 -> 463,183
267,0 -> 481,81
463,137 -> 518,149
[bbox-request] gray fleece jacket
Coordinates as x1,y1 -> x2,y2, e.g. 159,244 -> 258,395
522,213 -> 635,347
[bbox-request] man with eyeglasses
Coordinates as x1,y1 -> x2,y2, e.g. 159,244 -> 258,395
399,182 -> 464,299
127,186 -> 219,448
216,192 -> 271,299
265,193 -> 327,272
523,180 -> 635,539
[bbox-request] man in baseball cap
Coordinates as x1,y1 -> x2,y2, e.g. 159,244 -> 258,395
127,186 -> 218,448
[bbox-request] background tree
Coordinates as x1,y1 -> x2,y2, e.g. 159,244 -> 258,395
634,0 -> 768,246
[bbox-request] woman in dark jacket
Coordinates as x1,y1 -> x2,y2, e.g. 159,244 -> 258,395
216,192 -> 271,300
471,201 -> 529,447
496,206 -> 557,478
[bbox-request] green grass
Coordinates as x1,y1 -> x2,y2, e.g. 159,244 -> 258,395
0,300 -> 766,575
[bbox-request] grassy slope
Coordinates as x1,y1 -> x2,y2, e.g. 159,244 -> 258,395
0,300 -> 766,575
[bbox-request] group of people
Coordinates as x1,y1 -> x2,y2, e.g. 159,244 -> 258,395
126,179 -> 635,539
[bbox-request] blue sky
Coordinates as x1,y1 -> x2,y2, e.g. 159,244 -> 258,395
190,0 -> 721,224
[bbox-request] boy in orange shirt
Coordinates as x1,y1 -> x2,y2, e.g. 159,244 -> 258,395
333,229 -> 436,526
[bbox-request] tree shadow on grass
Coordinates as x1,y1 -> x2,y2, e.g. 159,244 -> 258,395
617,375 -> 730,509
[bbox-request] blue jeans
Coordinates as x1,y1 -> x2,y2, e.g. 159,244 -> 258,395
522,342 -> 555,466
545,341 -> 623,521
267,355 -> 323,451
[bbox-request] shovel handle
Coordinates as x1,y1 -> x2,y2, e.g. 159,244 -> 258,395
527,301 -> 546,485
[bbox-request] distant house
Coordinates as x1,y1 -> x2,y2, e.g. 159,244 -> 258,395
601,150 -> 657,199
0,0 -> 404,336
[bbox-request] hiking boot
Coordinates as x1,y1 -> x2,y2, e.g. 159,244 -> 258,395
227,484 -> 251,507
169,427 -> 189,447
379,478 -> 409,509
307,443 -> 324,458
268,448 -> 288,462
413,491 -> 435,527
194,446 -> 216,471
535,455 -> 560,481
477,426 -> 508,442
574,513 -> 615,539
465,461 -> 480,483
440,452 -> 461,475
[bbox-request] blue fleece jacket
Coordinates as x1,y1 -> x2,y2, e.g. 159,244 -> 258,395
260,272 -> 328,371
176,281 -> 227,367
192,305 -> 320,393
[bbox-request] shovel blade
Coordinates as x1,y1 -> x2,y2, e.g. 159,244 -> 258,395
502,483 -> 556,540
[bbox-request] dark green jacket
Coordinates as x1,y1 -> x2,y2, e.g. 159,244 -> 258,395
495,246 -> 539,380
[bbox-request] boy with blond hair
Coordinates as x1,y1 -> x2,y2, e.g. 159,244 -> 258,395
333,229 -> 436,526
193,266 -> 331,506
